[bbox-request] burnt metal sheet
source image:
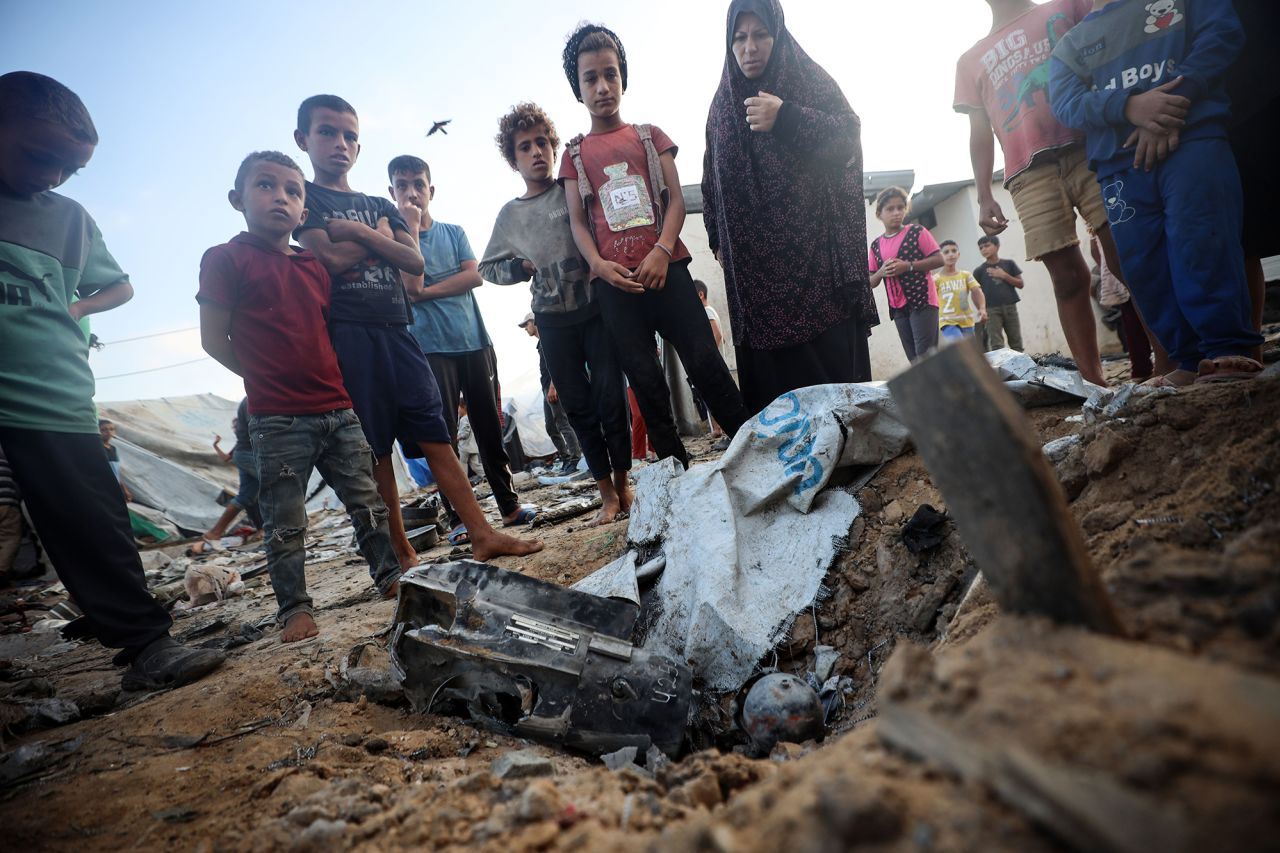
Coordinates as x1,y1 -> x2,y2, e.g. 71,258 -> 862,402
391,560 -> 691,757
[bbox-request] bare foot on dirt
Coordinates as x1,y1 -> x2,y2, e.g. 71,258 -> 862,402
614,470 -> 634,515
1143,368 -> 1197,388
281,612 -> 319,643
471,529 -> 543,562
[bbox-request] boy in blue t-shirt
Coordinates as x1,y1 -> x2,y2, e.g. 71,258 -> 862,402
0,72 -> 224,689
292,95 -> 541,565
1048,0 -> 1263,386
386,156 -> 535,543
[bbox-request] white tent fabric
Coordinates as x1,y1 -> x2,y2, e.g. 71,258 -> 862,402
99,393 -> 417,534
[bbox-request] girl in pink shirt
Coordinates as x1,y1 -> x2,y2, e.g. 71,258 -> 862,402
869,187 -> 945,362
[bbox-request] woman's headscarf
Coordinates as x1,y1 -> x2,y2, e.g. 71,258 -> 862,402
703,0 -> 877,350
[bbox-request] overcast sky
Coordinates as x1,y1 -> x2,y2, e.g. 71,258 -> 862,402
3,0 -> 1007,404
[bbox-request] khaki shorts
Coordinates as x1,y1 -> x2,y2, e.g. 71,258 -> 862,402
1006,145 -> 1109,261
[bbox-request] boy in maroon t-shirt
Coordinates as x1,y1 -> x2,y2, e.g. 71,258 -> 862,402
560,24 -> 746,469
197,151 -> 401,643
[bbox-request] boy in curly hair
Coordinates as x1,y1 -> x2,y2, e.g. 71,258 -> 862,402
559,24 -> 747,469
480,102 -> 632,525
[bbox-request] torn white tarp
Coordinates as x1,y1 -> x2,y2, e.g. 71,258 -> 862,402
985,348 -> 1104,406
574,383 -> 911,691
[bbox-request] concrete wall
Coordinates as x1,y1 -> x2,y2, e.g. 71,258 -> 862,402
681,181 -> 1119,382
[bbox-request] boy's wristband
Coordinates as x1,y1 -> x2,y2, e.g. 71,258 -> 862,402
655,242 -> 673,258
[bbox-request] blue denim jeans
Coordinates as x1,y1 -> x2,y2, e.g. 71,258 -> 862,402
250,409 -> 400,624
230,446 -> 262,529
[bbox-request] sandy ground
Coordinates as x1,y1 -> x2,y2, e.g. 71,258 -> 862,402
2,352 -> 1278,852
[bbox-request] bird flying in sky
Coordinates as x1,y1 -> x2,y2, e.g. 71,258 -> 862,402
427,120 -> 452,137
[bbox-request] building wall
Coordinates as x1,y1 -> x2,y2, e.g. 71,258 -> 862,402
682,181 -> 1120,382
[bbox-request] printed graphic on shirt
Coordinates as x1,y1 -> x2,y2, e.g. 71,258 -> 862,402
1102,180 -> 1136,226
600,163 -> 654,233
1,258 -> 54,304
1144,0 -> 1182,33
983,10 -> 1075,132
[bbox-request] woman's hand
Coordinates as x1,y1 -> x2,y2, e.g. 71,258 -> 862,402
635,247 -> 671,290
593,259 -> 644,294
745,91 -> 783,133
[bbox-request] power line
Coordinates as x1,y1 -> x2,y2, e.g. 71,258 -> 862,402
98,326 -> 198,345
96,357 -> 213,380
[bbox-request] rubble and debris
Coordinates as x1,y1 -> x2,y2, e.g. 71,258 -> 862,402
492,749 -> 555,780
575,383 -> 911,692
986,348 -> 1104,407
900,504 -> 948,554
740,673 -> 825,755
0,735 -> 82,787
530,496 -> 603,528
392,560 -> 691,757
889,344 -> 1123,633
175,564 -> 244,609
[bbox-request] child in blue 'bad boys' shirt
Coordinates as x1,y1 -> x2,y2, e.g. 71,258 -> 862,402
1048,0 -> 1263,386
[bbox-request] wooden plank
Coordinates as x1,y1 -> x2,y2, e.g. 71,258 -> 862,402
886,341 -> 1122,633
878,704 -> 1189,853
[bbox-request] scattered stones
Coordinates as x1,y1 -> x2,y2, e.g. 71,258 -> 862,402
676,771 -> 722,810
492,750 -> 555,780
517,779 -> 563,822
1084,429 -> 1134,477
882,500 -> 905,524
1083,501 -> 1135,534
602,745 -> 640,772
363,737 -> 389,755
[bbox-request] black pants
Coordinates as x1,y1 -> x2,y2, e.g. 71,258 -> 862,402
735,314 -> 872,416
542,394 -> 581,461
426,347 -> 520,524
0,428 -> 171,658
539,312 -> 631,480
595,260 -> 747,467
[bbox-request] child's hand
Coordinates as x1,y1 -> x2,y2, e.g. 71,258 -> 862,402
67,301 -> 85,322
635,247 -> 671,291
744,91 -> 783,133
977,198 -> 1009,236
977,308 -> 988,323
988,266 -> 1008,282
1123,127 -> 1180,171
593,260 -> 643,294
882,258 -> 909,277
1123,78 -> 1189,133
398,202 -> 422,232
375,216 -> 394,239
326,218 -> 363,242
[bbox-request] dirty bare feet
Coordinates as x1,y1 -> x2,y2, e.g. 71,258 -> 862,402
281,612 -> 318,643
588,478 -> 621,528
471,529 -> 543,562
1143,368 -> 1197,389
614,470 -> 634,515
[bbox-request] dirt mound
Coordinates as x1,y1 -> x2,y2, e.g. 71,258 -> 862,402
2,373 -> 1279,851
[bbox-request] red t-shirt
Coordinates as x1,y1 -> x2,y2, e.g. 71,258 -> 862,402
954,0 -> 1091,183
197,232 -> 352,416
558,123 -> 691,269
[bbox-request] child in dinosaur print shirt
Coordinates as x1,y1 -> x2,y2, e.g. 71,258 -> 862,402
954,0 -> 1094,185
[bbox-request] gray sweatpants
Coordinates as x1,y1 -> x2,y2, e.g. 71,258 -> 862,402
894,306 -> 940,363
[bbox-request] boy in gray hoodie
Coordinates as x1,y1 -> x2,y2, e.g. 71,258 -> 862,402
479,103 -> 631,525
